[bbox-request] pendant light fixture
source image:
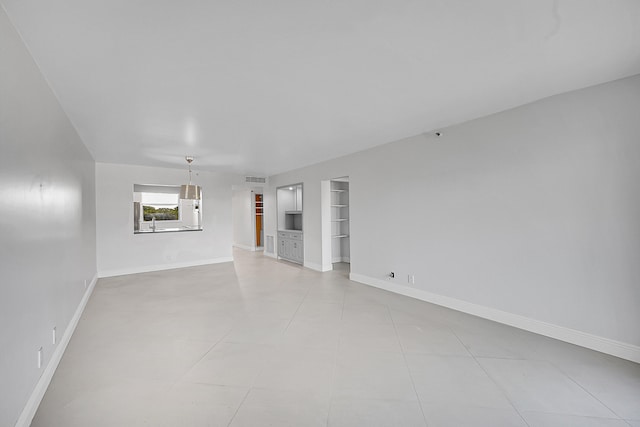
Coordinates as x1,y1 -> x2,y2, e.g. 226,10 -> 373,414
179,156 -> 202,200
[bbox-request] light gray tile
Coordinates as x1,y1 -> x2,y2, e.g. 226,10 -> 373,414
229,388 -> 330,427
479,358 -> 618,418
281,318 -> 342,350
406,353 -> 513,409
334,349 -> 417,401
294,301 -> 344,322
422,403 -> 527,427
328,397 -> 426,427
233,298 -> 303,319
32,378 -> 171,427
522,411 -> 628,427
389,306 -> 462,326
253,347 -> 335,394
61,335 -> 214,382
552,355 -> 640,420
395,322 -> 470,356
304,288 -> 347,304
341,303 -> 393,325
339,321 -> 402,351
145,382 -> 248,427
451,318 -> 538,359
182,342 -> 275,387
222,316 -> 290,345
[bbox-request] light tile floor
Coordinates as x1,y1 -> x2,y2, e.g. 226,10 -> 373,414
33,249 -> 640,426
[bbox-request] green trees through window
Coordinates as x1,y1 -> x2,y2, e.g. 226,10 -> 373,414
143,205 -> 179,221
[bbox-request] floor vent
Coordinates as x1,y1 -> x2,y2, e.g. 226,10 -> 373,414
245,176 -> 266,183
266,235 -> 274,253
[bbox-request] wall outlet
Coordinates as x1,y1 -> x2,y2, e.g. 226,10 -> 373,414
52,327 -> 57,345
408,274 -> 415,285
84,279 -> 88,289
37,347 -> 43,369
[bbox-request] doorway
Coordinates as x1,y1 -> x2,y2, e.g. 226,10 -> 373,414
255,193 -> 263,248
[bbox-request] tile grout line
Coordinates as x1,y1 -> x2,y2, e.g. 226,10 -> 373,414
551,361 -> 628,421
225,388 -> 252,427
447,327 -> 532,427
186,320 -> 240,366
282,268 -> 315,334
227,267 -> 318,427
507,408 -> 634,425
326,274 -> 350,427
387,305 -> 430,427
169,337 -> 226,389
189,262 -> 299,421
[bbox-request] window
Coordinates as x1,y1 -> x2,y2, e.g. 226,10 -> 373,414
141,192 -> 179,221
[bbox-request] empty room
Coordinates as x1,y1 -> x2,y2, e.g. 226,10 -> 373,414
1,1 -> 639,426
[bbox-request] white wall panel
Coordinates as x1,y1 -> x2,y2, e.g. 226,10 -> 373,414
0,8 -> 97,426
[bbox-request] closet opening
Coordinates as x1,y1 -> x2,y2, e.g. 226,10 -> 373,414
330,177 -> 350,273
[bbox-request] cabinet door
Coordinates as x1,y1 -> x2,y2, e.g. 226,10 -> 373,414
278,239 -> 285,257
284,239 -> 292,259
292,241 -> 303,262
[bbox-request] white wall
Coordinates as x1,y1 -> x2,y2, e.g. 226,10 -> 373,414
96,163 -> 239,277
265,74 -> 640,359
0,8 -> 97,426
232,188 -> 255,250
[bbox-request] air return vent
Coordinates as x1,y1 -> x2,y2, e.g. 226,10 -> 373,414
245,176 -> 266,183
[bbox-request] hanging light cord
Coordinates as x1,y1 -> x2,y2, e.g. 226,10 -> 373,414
186,156 -> 194,185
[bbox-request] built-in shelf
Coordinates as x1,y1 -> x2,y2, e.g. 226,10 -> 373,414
330,179 -> 349,263
284,211 -> 302,231
277,184 -> 303,264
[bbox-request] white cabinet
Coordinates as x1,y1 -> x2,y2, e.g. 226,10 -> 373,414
278,231 -> 303,264
277,184 -> 304,264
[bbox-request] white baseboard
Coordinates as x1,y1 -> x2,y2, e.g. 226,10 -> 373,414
332,257 -> 351,264
233,243 -> 257,251
15,273 -> 98,427
304,261 -> 333,272
98,257 -> 233,278
349,273 -> 640,364
264,251 -> 277,259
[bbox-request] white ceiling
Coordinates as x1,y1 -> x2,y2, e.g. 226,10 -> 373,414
3,1 -> 640,176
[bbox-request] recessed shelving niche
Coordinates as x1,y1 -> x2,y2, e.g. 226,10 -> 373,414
330,180 -> 350,262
